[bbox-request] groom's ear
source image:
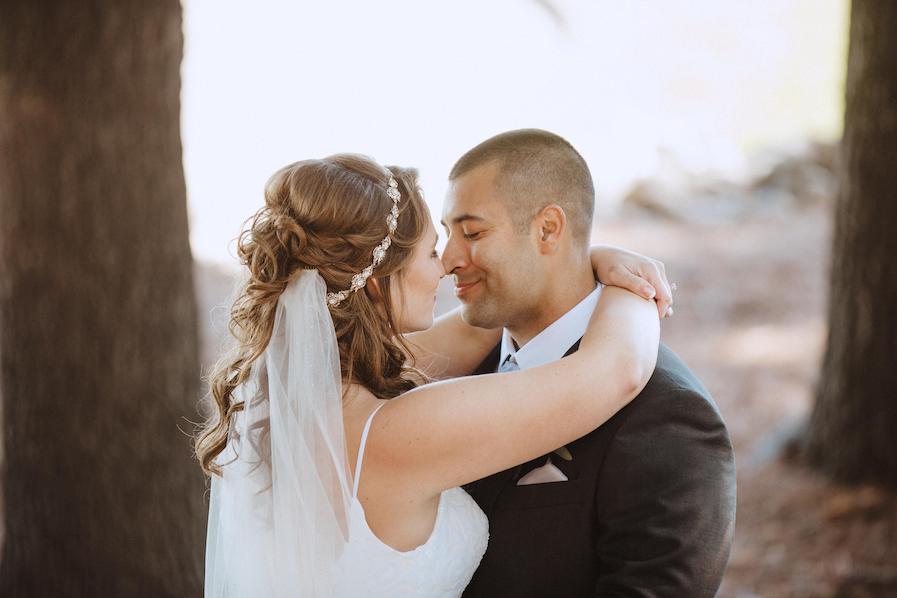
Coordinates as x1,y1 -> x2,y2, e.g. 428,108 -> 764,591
533,204 -> 567,254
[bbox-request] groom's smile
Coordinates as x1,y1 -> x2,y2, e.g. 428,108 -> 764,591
453,278 -> 482,299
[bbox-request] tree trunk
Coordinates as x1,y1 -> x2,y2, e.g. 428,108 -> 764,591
806,0 -> 897,486
0,1 -> 205,595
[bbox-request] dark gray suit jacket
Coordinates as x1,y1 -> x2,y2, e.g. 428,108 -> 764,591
462,342 -> 736,597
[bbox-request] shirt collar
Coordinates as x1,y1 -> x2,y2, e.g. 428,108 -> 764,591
500,283 -> 604,371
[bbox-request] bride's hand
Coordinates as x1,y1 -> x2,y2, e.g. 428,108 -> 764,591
590,245 -> 674,319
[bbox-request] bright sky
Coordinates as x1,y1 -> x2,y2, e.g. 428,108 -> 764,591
181,0 -> 848,264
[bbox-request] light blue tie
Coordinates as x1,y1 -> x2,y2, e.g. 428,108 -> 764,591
499,354 -> 520,373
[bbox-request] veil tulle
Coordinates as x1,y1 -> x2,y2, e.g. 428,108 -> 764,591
205,270 -> 352,597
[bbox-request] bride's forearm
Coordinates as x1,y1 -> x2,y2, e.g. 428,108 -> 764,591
590,244 -> 674,319
577,286 -> 660,396
405,306 -> 501,379
403,246 -> 668,379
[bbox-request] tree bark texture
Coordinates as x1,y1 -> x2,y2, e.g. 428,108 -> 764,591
806,0 -> 897,487
0,1 -> 204,595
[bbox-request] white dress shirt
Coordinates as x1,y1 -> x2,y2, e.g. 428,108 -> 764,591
499,283 -> 604,371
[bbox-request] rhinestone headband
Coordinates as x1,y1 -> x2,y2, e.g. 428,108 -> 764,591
326,175 -> 402,307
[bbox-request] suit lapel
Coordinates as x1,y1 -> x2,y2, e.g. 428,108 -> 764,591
465,343 -> 514,514
472,342 -> 502,376
465,467 -> 517,517
466,338 -> 586,510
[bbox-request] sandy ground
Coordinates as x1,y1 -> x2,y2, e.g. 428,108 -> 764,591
194,201 -> 897,597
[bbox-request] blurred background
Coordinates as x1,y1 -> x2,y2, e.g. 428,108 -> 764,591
2,1 -> 896,597
182,0 -> 846,264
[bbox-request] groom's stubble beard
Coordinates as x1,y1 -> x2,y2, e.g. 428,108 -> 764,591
458,246 -> 545,332
459,283 -> 508,329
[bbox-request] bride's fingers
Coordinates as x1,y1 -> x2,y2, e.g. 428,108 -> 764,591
615,268 -> 657,301
642,262 -> 673,318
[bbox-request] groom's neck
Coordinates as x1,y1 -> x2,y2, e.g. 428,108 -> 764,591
506,259 -> 596,348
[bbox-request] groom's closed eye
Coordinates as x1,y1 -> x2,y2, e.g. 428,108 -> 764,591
444,214 -> 487,232
463,231 -> 484,240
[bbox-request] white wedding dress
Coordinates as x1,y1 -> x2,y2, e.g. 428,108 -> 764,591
205,272 -> 489,597
333,403 -> 489,597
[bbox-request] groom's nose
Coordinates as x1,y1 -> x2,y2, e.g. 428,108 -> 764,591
440,235 -> 467,275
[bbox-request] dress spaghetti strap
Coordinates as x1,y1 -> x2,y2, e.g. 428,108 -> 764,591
353,402 -> 386,498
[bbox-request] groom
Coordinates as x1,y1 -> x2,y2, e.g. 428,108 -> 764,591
441,129 -> 736,597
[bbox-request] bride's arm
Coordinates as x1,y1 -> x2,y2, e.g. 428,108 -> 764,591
404,245 -> 673,379
591,245 -> 673,319
370,286 -> 660,496
403,306 -> 501,379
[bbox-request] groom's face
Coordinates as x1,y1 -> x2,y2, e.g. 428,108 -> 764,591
441,163 -> 541,329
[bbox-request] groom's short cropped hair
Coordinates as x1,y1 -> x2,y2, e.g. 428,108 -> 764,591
449,129 -> 595,243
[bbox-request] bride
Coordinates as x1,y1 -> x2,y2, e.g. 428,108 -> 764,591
196,154 -> 668,597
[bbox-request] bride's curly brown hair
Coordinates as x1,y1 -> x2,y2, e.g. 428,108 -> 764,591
195,154 -> 431,476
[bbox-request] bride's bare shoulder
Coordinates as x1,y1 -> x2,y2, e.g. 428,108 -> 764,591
343,384 -> 387,460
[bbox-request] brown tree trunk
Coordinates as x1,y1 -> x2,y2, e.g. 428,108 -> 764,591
806,0 -> 897,486
0,1 -> 205,595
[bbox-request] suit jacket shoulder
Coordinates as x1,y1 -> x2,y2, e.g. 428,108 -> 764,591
586,344 -> 735,596
463,342 -> 736,598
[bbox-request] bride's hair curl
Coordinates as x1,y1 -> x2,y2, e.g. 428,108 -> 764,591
196,154 -> 431,476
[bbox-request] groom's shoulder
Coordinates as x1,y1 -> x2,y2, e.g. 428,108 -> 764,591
644,343 -> 712,401
607,342 -> 727,439
567,343 -> 732,490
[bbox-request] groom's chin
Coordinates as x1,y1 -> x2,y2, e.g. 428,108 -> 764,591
459,302 -> 499,330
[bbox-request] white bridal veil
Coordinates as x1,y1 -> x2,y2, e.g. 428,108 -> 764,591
205,270 -> 352,597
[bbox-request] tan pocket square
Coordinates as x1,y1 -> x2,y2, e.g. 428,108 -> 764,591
516,457 -> 569,485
